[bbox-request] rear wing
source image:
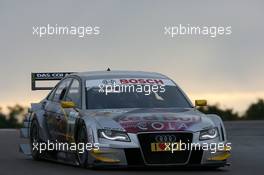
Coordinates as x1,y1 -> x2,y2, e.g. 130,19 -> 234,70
31,72 -> 73,90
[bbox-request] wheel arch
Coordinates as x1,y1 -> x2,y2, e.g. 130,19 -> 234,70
74,116 -> 98,144
30,109 -> 49,142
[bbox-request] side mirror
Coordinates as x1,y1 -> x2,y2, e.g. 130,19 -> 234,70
195,100 -> 207,107
61,101 -> 75,108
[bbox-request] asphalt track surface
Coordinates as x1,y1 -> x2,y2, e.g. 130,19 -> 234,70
1,121 -> 264,175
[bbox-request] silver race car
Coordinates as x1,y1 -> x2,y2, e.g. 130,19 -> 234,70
20,71 -> 231,168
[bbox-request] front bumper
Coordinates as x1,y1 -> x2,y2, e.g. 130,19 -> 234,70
89,147 -> 230,167
88,132 -> 231,167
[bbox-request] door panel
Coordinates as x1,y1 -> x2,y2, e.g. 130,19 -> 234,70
56,79 -> 82,142
45,101 -> 60,140
56,108 -> 79,142
44,78 -> 72,141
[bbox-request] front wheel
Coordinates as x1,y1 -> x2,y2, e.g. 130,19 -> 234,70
76,122 -> 89,168
30,119 -> 42,160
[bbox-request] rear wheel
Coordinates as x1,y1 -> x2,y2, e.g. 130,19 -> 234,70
30,119 -> 42,160
76,122 -> 89,168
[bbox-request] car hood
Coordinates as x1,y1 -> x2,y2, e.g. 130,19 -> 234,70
83,108 -> 215,133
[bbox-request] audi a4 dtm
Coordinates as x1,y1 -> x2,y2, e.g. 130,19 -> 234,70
20,70 -> 231,168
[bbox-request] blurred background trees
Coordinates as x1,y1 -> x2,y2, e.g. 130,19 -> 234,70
0,104 -> 25,128
0,99 -> 264,128
198,104 -> 240,121
244,99 -> 264,120
199,99 -> 264,121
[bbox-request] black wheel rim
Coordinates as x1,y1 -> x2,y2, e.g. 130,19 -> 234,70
30,123 -> 39,156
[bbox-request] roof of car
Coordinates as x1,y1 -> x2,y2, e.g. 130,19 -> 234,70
71,71 -> 169,80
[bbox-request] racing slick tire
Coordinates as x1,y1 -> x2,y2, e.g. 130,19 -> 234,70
76,121 -> 89,168
30,119 -> 43,160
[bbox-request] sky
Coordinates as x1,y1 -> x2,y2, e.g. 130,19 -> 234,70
0,0 -> 264,114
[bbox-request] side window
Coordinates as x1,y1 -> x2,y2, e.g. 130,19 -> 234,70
53,78 -> 72,102
65,79 -> 81,108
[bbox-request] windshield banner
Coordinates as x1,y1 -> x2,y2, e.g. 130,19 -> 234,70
86,78 -> 175,88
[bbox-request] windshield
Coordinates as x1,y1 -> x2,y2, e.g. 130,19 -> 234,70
86,86 -> 191,109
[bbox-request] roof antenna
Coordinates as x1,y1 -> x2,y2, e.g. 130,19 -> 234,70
107,68 -> 111,71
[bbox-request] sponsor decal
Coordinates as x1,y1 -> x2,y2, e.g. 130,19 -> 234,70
86,78 -> 175,87
102,79 -> 116,85
151,142 -> 173,152
114,113 -> 201,132
34,72 -> 72,80
119,79 -> 164,85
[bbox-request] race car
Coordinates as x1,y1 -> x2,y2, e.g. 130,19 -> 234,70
20,70 -> 231,168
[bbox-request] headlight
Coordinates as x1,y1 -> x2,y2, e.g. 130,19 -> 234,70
199,127 -> 218,140
98,129 -> 130,142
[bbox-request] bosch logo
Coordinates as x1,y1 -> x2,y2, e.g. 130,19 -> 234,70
120,79 -> 164,84
155,135 -> 176,142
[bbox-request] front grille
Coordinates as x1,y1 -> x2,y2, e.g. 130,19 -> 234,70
138,133 -> 193,165
189,150 -> 203,164
125,148 -> 145,166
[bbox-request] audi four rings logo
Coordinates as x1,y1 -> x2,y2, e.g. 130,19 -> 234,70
155,135 -> 177,142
